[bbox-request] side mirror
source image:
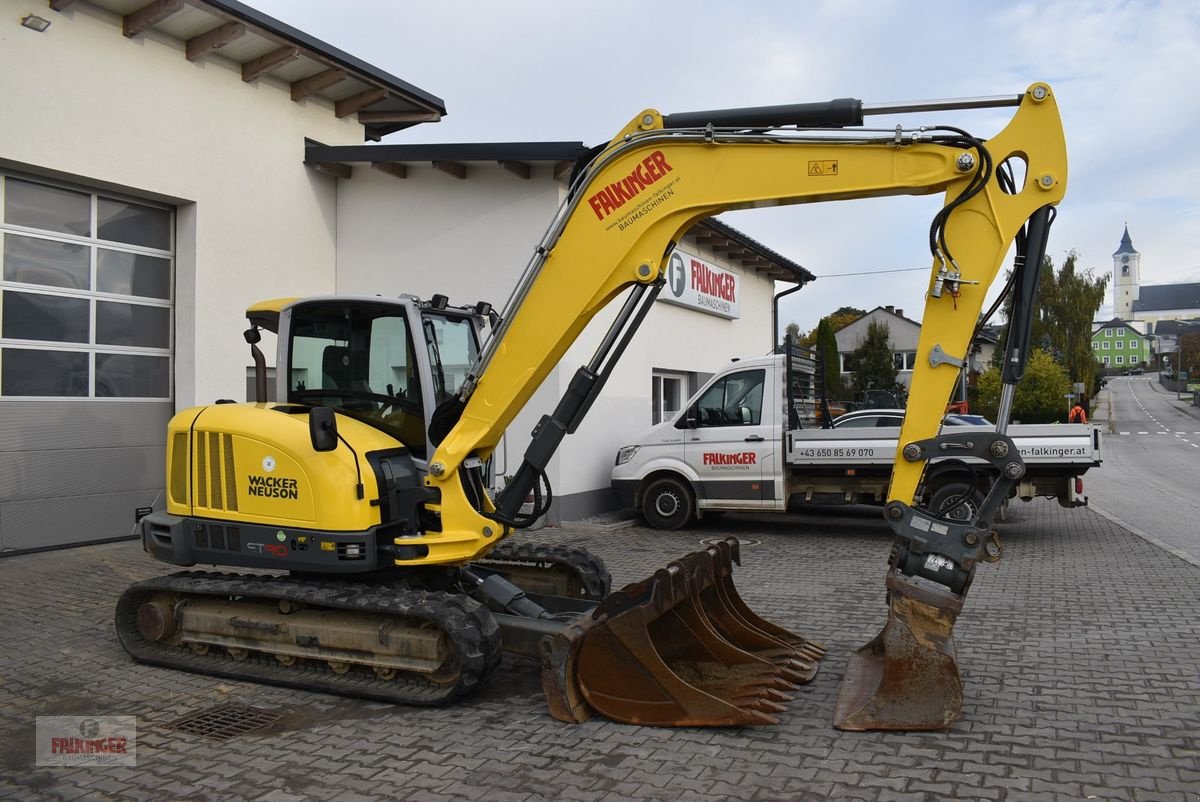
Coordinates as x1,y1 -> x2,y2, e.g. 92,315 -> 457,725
309,406 -> 339,452
676,407 -> 698,429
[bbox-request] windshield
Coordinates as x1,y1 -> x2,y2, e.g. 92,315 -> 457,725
287,302 -> 428,457
422,312 -> 479,406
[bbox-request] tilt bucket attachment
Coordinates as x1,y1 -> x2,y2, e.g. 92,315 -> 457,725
541,537 -> 823,727
833,572 -> 964,731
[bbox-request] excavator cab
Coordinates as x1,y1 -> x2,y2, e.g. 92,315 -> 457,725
245,295 -> 486,462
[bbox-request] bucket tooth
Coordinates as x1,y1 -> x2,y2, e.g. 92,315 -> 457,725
834,574 -> 964,731
706,540 -> 825,659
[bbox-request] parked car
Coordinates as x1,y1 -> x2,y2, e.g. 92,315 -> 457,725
830,409 -> 992,429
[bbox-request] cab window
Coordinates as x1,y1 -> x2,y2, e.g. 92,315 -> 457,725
287,302 -> 427,457
694,369 -> 764,427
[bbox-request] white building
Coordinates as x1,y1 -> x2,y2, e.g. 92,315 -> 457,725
835,306 -> 921,391
1113,225 -> 1200,329
0,0 -> 812,550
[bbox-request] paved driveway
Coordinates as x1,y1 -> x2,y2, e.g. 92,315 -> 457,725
1,501 -> 1198,801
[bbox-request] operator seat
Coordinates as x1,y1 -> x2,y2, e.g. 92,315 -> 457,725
322,345 -> 352,390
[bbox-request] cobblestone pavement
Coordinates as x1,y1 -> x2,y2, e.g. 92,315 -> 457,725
1,500 -> 1198,801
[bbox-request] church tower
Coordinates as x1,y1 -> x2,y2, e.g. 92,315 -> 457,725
1112,224 -> 1140,319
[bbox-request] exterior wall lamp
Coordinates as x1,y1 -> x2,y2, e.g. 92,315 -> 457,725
21,14 -> 52,32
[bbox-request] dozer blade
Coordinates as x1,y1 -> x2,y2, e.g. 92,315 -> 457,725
541,537 -> 823,727
833,574 -> 963,731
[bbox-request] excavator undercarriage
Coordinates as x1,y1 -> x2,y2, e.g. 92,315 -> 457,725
117,538 -> 821,724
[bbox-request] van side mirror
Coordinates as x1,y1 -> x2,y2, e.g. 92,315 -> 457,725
309,406 -> 339,452
676,407 -> 698,429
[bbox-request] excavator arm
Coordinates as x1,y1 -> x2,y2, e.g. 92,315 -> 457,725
420,83 -> 1066,730
424,83 -> 1066,565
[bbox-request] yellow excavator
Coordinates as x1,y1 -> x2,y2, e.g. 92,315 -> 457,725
118,82 -> 1067,730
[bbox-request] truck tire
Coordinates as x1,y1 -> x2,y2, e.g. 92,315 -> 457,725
928,483 -> 986,523
642,477 -> 695,530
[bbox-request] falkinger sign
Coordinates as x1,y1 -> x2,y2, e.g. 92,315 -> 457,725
661,249 -> 740,320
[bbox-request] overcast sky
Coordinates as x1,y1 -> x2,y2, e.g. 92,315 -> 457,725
256,0 -> 1199,336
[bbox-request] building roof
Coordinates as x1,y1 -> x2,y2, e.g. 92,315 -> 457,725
303,140 -> 815,284
1132,282 -> 1200,313
1093,318 -> 1151,338
1113,224 -> 1138,256
73,0 -> 446,141
864,305 -> 921,327
696,217 -> 815,283
1151,318 -> 1200,336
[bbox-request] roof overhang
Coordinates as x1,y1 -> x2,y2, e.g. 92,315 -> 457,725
304,141 -> 814,285
55,0 -> 446,141
302,140 -> 592,182
692,218 -> 815,284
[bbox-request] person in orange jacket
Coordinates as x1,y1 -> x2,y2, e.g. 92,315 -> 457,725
1069,398 -> 1088,424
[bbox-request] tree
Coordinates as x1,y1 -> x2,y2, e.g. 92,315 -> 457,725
975,348 -> 1070,423
828,306 -> 867,334
814,317 -> 846,400
849,320 -> 899,400
784,321 -> 801,345
1181,331 -> 1200,377
993,251 -> 1108,393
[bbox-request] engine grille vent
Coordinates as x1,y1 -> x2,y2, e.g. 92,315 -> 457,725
195,432 -> 238,511
195,525 -> 241,552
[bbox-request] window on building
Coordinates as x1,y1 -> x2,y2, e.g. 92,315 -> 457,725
1105,329 -> 1112,337
1115,355 -> 1124,364
652,370 -> 688,425
1102,355 -> 1110,365
1102,341 -> 1110,350
1116,329 -> 1125,338
1,175 -> 173,399
1115,339 -> 1123,349
892,352 -> 917,371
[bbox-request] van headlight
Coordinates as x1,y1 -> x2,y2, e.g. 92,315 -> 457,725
615,445 -> 640,465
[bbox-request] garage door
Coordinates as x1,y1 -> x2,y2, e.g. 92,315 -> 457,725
0,173 -> 173,552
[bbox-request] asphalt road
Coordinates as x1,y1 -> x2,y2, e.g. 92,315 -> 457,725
1087,373 -> 1200,564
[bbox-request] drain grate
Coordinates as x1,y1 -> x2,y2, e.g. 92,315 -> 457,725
168,703 -> 282,741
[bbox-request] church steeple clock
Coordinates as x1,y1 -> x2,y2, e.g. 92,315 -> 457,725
1112,224 -> 1140,318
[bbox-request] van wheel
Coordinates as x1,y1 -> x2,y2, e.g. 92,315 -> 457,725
928,483 -> 986,523
642,477 -> 695,530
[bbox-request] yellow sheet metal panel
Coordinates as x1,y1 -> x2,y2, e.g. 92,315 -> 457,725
887,83 -> 1067,505
167,403 -> 400,532
245,297 -> 301,333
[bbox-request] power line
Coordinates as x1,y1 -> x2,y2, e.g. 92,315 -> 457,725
813,266 -> 929,278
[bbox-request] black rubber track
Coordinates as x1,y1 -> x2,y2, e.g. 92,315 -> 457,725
476,542 -> 612,600
115,571 -> 502,706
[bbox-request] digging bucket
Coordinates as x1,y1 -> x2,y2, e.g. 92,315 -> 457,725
697,539 -> 826,673
541,537 -> 823,727
833,573 -> 964,731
